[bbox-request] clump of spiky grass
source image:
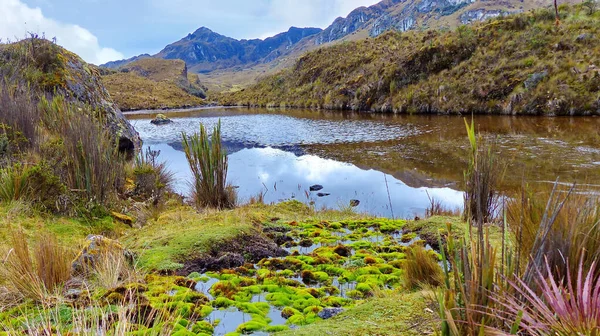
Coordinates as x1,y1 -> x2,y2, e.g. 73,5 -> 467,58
463,118 -> 502,226
133,146 -> 175,203
496,257 -> 600,336
0,164 -> 31,202
404,245 -> 443,290
182,120 -> 236,209
0,230 -> 73,303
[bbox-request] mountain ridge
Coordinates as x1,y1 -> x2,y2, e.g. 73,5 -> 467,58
101,0 -> 577,89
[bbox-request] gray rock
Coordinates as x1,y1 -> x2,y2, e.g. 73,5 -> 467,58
350,199 -> 361,207
524,71 -> 549,90
318,307 -> 344,319
576,33 -> 594,42
317,193 -> 331,197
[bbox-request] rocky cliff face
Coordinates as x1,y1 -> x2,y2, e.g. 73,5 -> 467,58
156,26 -> 322,73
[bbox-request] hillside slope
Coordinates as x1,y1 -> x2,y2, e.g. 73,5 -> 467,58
221,5 -> 600,116
101,0 -> 575,84
102,58 -> 206,111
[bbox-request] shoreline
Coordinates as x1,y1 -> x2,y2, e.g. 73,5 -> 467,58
122,105 -> 242,115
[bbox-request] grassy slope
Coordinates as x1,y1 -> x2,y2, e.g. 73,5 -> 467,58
222,5 -> 600,115
195,0 -> 578,94
102,58 -> 205,111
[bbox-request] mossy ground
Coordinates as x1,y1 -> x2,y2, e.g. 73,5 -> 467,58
0,200 -> 465,334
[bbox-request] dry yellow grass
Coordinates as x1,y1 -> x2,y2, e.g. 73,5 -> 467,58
103,72 -> 204,111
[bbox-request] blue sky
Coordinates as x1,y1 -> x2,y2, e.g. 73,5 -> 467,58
0,0 -> 380,64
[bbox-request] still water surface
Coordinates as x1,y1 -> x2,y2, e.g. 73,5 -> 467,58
127,108 -> 600,218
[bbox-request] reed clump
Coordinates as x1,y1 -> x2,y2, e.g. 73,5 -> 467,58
182,120 -> 236,209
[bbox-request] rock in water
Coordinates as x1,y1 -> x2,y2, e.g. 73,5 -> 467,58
317,193 -> 331,197
318,307 -> 344,319
151,113 -> 173,125
350,199 -> 360,207
309,185 -> 324,192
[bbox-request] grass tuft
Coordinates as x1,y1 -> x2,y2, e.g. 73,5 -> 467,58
182,120 -> 236,209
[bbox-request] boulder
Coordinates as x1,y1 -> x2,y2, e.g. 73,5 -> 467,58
318,307 -> 344,319
350,199 -> 361,207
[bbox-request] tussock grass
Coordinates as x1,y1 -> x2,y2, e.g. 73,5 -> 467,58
404,245 -> 443,290
91,250 -> 143,290
0,230 -> 73,303
0,164 -> 31,202
182,120 -> 236,210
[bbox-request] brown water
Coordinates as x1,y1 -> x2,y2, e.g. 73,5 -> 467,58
127,108 -> 600,216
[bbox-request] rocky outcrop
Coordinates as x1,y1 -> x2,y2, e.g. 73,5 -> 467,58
63,54 -> 141,151
0,40 -> 140,152
460,8 -> 508,24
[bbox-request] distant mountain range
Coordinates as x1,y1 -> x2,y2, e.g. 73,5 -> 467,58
102,0 -> 571,74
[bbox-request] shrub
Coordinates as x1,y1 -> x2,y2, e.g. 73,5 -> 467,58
404,245 -> 443,289
182,120 -> 236,209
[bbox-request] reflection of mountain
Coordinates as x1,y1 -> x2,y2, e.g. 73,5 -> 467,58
166,140 -> 305,157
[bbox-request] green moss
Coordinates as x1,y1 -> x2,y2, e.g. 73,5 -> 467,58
192,321 -> 214,334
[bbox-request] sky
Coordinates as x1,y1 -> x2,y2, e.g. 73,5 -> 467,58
0,0 -> 381,65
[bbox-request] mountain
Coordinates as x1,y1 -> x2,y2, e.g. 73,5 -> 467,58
101,58 -> 207,111
103,27 -> 322,73
102,0 -> 578,91
221,4 -> 600,116
102,53 -> 152,70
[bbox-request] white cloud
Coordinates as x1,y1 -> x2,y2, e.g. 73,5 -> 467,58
0,0 -> 123,64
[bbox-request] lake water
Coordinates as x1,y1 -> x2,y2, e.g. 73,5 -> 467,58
127,108 -> 600,218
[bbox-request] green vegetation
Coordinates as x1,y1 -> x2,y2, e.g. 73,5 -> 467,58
102,58 -> 207,111
223,4 -> 600,115
182,121 -> 236,210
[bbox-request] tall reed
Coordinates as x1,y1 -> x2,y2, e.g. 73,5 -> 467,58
182,120 -> 236,209
463,118 -> 502,226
